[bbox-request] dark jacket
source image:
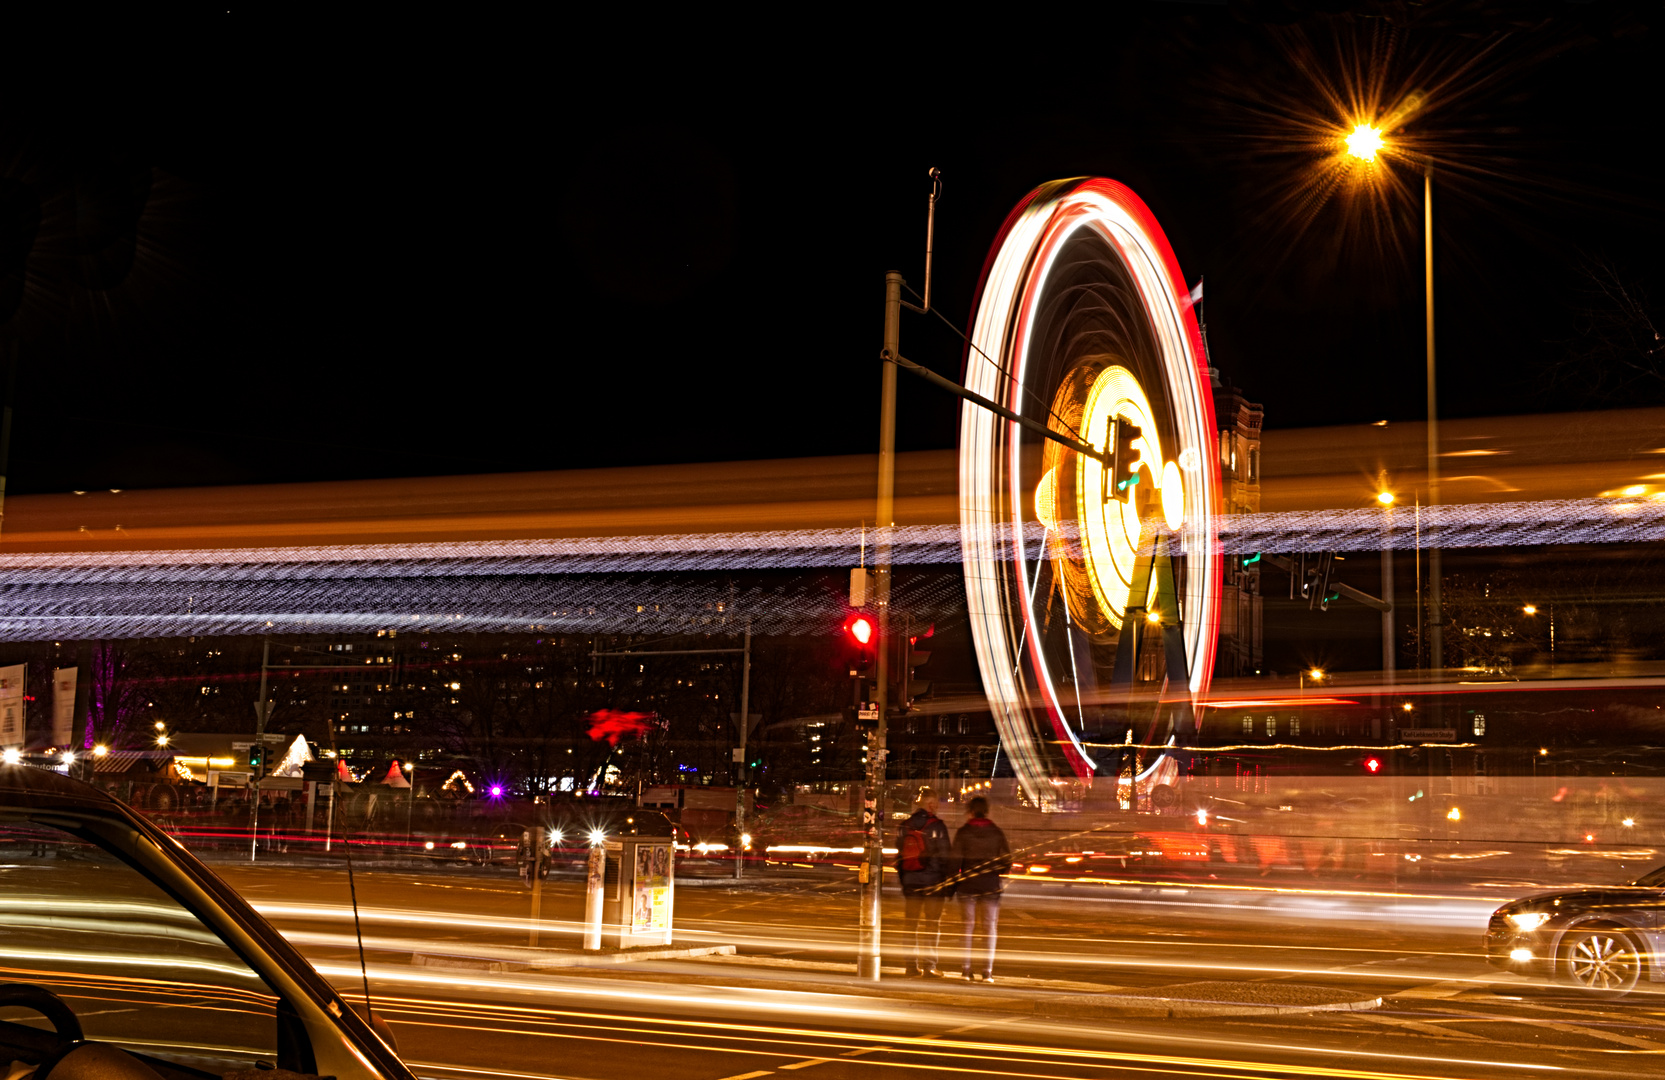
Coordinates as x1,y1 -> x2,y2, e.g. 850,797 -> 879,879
896,809 -> 954,895
952,816 -> 1011,895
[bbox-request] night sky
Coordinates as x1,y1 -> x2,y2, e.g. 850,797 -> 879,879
2,4 -> 1661,496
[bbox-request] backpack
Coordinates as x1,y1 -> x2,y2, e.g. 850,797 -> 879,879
897,823 -> 928,872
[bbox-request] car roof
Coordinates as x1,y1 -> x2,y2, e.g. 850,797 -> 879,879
0,761 -> 125,811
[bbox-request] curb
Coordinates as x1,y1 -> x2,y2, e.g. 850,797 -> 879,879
1038,992 -> 1384,1020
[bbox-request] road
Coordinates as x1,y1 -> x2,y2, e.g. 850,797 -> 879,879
197,857 -> 1665,1079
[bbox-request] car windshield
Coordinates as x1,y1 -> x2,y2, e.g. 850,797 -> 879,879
0,818 -> 280,1074
1632,864 -> 1665,887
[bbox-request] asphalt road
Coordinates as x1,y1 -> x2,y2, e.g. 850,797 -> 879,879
194,857 -> 1665,1079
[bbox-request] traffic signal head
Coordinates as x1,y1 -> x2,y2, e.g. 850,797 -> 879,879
1363,756 -> 1382,774
248,745 -> 264,769
904,636 -> 932,704
846,615 -> 874,646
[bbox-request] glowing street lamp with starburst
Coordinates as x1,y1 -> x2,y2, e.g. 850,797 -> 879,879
1344,123 -> 1386,162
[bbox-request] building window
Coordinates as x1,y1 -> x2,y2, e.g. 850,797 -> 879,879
1241,715 -> 1253,735
1290,716 -> 1301,737
1473,714 -> 1486,737
1265,716 -> 1276,738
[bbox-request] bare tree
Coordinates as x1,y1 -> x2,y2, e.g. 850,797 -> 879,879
1547,255 -> 1665,404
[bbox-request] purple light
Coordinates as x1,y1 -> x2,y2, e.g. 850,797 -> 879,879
489,785 -> 504,798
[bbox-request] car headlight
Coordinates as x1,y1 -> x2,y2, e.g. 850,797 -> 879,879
1507,911 -> 1551,932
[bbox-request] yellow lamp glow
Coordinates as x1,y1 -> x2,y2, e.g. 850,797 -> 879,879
1344,124 -> 1385,162
1523,605 -> 1537,616
1376,491 -> 1395,506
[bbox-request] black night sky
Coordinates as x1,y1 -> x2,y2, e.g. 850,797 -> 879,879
2,4 -> 1661,496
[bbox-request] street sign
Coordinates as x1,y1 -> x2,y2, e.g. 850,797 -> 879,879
857,705 -> 878,721
231,741 -> 254,750
1402,728 -> 1457,742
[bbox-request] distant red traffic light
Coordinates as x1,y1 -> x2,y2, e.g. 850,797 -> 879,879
1364,756 -> 1382,774
847,615 -> 874,645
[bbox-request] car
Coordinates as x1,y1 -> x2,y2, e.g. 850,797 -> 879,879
0,761 -> 414,1078
1484,862 -> 1665,998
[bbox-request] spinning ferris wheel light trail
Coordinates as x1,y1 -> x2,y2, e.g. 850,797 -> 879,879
926,177 -> 1223,811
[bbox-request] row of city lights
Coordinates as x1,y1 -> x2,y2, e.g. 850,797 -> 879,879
3,744 -> 113,766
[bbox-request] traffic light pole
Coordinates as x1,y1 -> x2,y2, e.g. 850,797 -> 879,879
250,637 -> 270,863
858,271 -> 902,982
734,621 -> 751,881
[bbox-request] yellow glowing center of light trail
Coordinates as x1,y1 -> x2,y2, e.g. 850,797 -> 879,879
1344,124 -> 1384,162
1073,365 -> 1184,628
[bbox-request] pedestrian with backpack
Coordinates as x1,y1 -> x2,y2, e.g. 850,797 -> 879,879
952,796 -> 1011,983
895,786 -> 953,977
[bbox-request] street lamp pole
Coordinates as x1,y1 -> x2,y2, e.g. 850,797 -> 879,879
1423,169 -> 1444,679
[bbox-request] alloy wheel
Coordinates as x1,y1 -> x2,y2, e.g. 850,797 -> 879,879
1564,930 -> 1642,996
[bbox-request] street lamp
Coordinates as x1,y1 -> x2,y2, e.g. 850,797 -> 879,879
1345,121 -> 1443,677
1523,603 -> 1555,674
1345,124 -> 1385,162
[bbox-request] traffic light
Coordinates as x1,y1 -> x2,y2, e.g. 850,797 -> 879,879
902,628 -> 932,706
1363,755 -> 1383,775
248,745 -> 265,770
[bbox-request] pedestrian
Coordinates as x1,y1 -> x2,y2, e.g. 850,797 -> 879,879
952,795 -> 1011,983
894,786 -> 954,978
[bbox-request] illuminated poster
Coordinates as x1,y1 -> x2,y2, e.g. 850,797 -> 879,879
52,667 -> 76,747
630,842 -> 671,935
0,665 -> 23,748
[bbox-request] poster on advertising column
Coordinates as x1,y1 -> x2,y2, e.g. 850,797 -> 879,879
52,667 -> 77,747
0,665 -> 24,748
630,842 -> 671,936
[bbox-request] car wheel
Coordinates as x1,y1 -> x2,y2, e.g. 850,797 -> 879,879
1561,928 -> 1643,998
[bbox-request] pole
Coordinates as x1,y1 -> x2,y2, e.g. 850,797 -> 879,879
528,826 -> 545,947
1423,170 -> 1443,678
859,272 -> 902,981
1381,506 -> 1395,687
734,622 -> 751,880
0,341 -> 16,540
250,638 -> 270,863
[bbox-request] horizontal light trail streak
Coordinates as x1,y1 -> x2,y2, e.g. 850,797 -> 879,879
0,496 -> 1655,581
347,986 -> 1563,1080
0,497 -> 1653,639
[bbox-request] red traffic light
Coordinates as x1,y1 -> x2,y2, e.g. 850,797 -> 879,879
846,615 -> 874,645
1364,756 -> 1382,774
